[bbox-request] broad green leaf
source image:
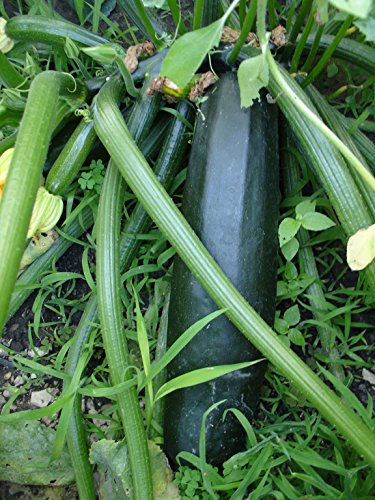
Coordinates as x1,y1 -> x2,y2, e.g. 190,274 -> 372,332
296,200 -> 316,218
160,0 -> 239,88
328,0 -> 371,18
237,54 -> 269,108
278,217 -> 301,246
0,421 -> 74,485
155,360 -> 260,401
82,44 -> 118,64
347,224 -> 375,271
316,0 -> 329,23
284,304 -> 300,326
355,9 -> 375,41
90,439 -> 180,499
281,237 -> 299,261
300,212 -> 335,231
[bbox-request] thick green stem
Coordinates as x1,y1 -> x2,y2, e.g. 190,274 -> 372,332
64,296 -> 97,500
305,85 -> 375,219
0,71 -> 78,336
301,16 -> 353,88
97,161 -> 152,499
94,76 -> 375,470
283,0 -> 313,58
290,5 -> 315,73
256,0 -> 267,47
193,0 -> 204,29
266,49 -> 375,192
301,24 -> 323,73
167,0 -> 187,34
229,0 -> 257,63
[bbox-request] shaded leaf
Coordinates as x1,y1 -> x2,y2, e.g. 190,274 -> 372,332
284,305 -> 300,326
328,0 -> 371,18
355,9 -> 375,41
237,54 -> 269,108
289,328 -> 305,348
0,421 -> 74,485
90,439 -> 180,499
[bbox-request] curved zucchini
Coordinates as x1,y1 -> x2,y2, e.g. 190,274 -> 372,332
164,73 -> 279,465
6,16 -> 108,48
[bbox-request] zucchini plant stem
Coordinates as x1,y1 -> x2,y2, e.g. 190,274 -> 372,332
193,0 -> 204,30
167,0 -> 187,34
94,76 -> 375,470
0,71 -> 79,336
301,16 -> 353,88
64,296 -> 97,500
229,0 -> 257,64
283,0 -> 313,58
301,24 -> 323,73
266,50 -> 375,192
290,4 -> 315,73
97,160 -> 153,499
305,85 -> 375,219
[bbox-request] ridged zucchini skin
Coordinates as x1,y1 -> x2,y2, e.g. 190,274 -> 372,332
165,73 -> 279,465
46,119 -> 96,195
6,16 -> 108,47
302,34 -> 375,75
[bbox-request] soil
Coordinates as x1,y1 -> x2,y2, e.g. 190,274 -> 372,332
1,1 -> 374,498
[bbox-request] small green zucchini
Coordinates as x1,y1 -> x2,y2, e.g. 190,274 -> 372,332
165,73 -> 279,464
6,16 -> 108,48
45,119 -> 96,195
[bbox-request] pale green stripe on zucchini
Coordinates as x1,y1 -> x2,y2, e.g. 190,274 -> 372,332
93,75 -> 375,470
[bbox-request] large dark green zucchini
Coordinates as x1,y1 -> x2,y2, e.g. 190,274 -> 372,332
164,73 -> 279,465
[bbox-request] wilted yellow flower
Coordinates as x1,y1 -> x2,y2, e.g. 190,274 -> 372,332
0,148 -> 63,237
0,18 -> 14,53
